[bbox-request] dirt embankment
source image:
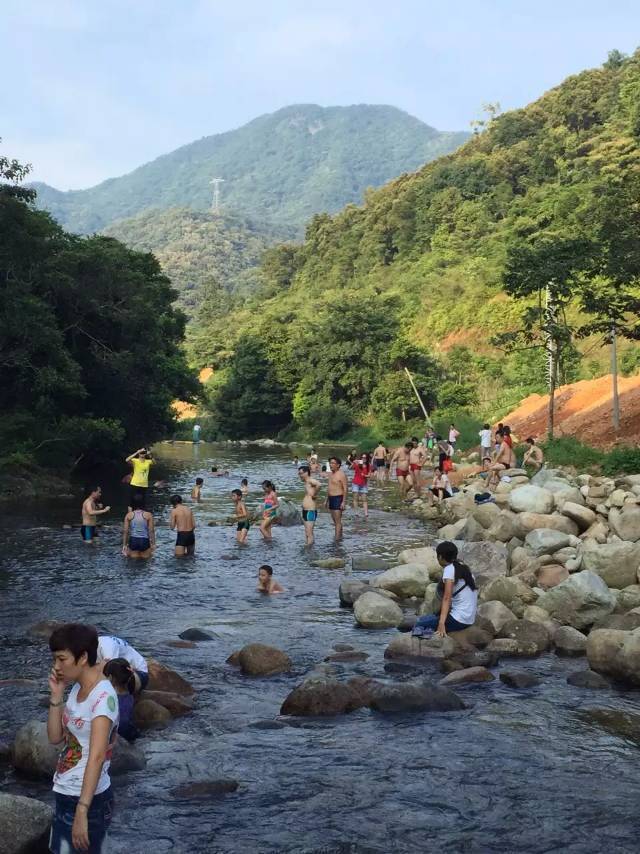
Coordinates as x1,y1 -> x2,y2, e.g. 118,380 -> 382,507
501,374 -> 640,450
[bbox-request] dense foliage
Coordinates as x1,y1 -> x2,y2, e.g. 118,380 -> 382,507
0,152 -> 198,470
32,104 -> 469,234
198,50 -> 640,439
102,207 -> 292,316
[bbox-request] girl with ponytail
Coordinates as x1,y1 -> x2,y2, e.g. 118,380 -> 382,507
103,658 -> 139,742
412,541 -> 478,639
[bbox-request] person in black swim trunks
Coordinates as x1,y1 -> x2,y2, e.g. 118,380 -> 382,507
325,457 -> 348,540
298,465 -> 321,546
231,489 -> 250,544
169,494 -> 196,557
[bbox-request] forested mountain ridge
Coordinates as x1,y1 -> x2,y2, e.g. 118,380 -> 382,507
102,208 -> 293,315
198,50 -> 640,439
32,104 -> 469,234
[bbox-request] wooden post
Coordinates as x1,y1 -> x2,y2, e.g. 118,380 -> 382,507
611,324 -> 620,431
404,367 -> 433,428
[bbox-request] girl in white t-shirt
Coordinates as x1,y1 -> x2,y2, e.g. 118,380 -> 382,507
412,541 -> 478,639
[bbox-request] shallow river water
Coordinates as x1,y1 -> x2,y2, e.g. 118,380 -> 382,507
1,443 -> 640,853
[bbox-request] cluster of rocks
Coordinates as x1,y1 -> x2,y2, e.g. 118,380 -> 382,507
392,466 -> 640,686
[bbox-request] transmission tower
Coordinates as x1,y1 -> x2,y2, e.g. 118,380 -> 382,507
209,177 -> 224,213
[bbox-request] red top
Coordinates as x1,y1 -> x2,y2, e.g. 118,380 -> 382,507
352,463 -> 371,487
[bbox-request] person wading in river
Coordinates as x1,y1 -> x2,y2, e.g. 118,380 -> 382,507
326,457 -> 348,539
373,441 -> 387,484
409,437 -> 427,497
259,480 -> 279,541
122,494 -> 155,559
298,465 -> 321,546
81,487 -> 111,544
47,623 -> 119,854
231,488 -> 250,544
125,448 -> 153,508
169,494 -> 196,556
391,442 -> 412,497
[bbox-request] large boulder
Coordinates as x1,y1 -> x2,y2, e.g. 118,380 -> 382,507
509,485 -> 554,515
371,563 -> 430,598
396,547 -> 440,574
581,542 -> 640,589
561,502 -> 596,532
535,563 -> 569,590
351,555 -> 392,572
497,619 -> 551,655
479,576 -> 538,617
499,671 -> 541,689
516,513 -> 578,537
384,633 -> 455,662
0,792 -> 53,854
554,626 -> 588,656
486,511 -> 521,543
439,666 -> 494,686
133,699 -> 172,730
339,579 -> 368,608
12,721 -> 59,779
472,502 -> 501,529
524,529 -> 572,557
450,540 -> 509,589
608,505 -> 640,542
237,644 -> 292,676
277,497 -> 304,526
369,679 -> 465,714
280,676 -> 374,716
147,659 -> 195,696
566,670 -> 610,689
476,601 -> 517,633
141,690 -> 193,717
354,591 -> 403,629
615,585 -> 640,613
537,571 -> 616,630
587,627 -> 640,685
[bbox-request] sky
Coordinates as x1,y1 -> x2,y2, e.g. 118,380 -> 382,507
3,0 -> 640,189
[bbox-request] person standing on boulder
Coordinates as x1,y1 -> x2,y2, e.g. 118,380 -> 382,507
412,541 -> 478,638
47,623 -> 119,854
326,457 -> 348,539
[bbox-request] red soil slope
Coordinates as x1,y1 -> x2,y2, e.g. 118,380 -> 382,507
501,374 -> 640,450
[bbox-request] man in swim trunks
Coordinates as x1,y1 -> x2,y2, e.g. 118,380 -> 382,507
80,487 -> 110,544
391,443 -> 413,498
231,489 -> 250,544
169,494 -> 196,557
373,441 -> 387,483
298,465 -> 321,546
326,457 -> 348,539
409,437 -> 427,497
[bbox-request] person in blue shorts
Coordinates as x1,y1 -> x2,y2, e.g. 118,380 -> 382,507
298,465 -> 321,546
80,487 -> 110,544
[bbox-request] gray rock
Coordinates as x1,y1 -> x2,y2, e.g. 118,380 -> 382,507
237,644 -> 292,676
277,498 -> 304,526
351,555 -> 392,572
450,539 -> 509,589
311,558 -> 346,569
371,563 -> 430,598
615,585 -> 640,613
339,579 -> 368,608
27,620 -> 64,640
178,628 -> 214,641
472,501 -> 501,529
477,601 -> 517,633
537,570 -> 616,630
354,591 -> 403,629
110,739 -> 147,774
567,670 -> 610,689
587,627 -> 640,685
487,511 -> 521,543
561,502 -> 596,531
517,512 -> 578,536
280,676 -> 375,716
12,720 -> 59,779
581,541 -> 640,589
369,680 -> 466,713
509,485 -> 554,514
384,633 -> 455,662
524,529 -> 572,557
497,619 -> 551,655
499,671 -> 541,688
0,792 -> 53,854
479,575 -> 538,617
593,613 -> 640,631
554,625 -> 588,656
439,666 -> 494,686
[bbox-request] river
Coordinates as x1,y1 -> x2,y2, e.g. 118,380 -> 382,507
1,443 -> 640,853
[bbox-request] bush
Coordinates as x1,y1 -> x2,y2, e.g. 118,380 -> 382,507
602,446 -> 640,475
297,401 -> 353,439
431,409 -> 483,450
541,437 -> 604,470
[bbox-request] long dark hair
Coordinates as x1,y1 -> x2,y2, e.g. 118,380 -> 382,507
436,541 -> 477,591
103,657 -> 136,693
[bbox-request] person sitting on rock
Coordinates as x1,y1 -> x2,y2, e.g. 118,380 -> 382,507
523,437 -> 544,470
97,634 -> 149,693
412,541 -> 478,639
103,658 -> 140,742
256,564 -> 284,594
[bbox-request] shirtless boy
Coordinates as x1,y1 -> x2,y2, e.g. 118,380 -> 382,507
298,465 -> 321,546
169,494 -> 196,557
80,487 -> 111,544
373,442 -> 387,483
523,437 -> 544,470
326,457 -> 348,539
409,437 -> 427,497
391,443 -> 412,497
191,477 -> 204,501
256,564 -> 284,594
231,488 -> 250,544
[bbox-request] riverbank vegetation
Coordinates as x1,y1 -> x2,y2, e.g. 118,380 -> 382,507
0,149 -> 198,474
189,50 -> 640,445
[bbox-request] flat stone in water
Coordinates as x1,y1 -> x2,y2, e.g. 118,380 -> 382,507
579,709 -> 640,745
178,628 -> 214,641
323,651 -> 369,663
332,643 -> 355,652
567,670 -> 610,690
171,779 -> 239,799
499,671 -> 541,689
351,555 -> 392,572
220,554 -> 240,561
247,720 -> 287,730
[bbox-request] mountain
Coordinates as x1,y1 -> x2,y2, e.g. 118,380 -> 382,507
195,50 -> 640,439
101,208 -> 292,315
32,104 -> 469,234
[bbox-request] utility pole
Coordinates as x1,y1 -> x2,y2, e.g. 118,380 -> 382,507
610,323 -> 621,431
210,178 -> 224,213
404,367 -> 433,428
